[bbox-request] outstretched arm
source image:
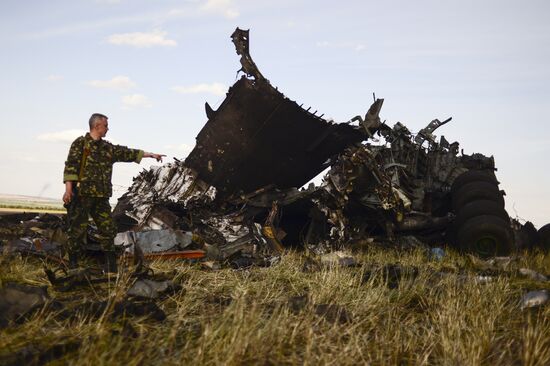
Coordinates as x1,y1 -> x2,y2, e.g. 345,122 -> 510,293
111,144 -> 165,163
143,152 -> 166,162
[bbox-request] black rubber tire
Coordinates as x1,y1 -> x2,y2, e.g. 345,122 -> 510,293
538,223 -> 550,251
453,200 -> 509,231
454,181 -> 500,197
518,221 -> 540,251
456,215 -> 514,257
451,170 -> 498,194
452,181 -> 504,211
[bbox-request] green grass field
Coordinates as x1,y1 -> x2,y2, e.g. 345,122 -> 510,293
1,247 -> 550,365
0,195 -> 64,213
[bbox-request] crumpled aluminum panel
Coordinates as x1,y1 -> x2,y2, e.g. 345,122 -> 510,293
185,77 -> 364,196
114,229 -> 193,253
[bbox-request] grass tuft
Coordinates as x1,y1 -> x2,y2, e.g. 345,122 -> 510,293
1,248 -> 550,364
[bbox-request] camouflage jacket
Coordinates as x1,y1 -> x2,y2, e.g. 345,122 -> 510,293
63,133 -> 144,197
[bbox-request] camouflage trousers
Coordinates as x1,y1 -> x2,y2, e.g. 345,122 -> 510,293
66,195 -> 116,254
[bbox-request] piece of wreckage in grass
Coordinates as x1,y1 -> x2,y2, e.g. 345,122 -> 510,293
112,27 -> 522,260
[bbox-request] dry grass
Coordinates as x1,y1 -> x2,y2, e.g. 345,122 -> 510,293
1,247 -> 550,365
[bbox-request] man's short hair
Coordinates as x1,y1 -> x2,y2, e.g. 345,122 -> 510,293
89,113 -> 108,129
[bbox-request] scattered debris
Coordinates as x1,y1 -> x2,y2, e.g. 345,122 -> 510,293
319,251 -> 358,267
201,260 -> 221,270
521,290 -> 550,309
115,229 -> 193,254
466,255 -> 518,272
44,267 -> 109,292
429,247 -> 446,261
230,256 -> 256,269
122,250 -> 206,261
64,298 -> 166,322
486,257 -> 517,271
3,237 -> 62,256
0,283 -> 50,328
3,27 -> 548,366
0,29 -> 548,331
127,279 -> 180,299
301,256 -> 322,273
518,268 -> 548,282
287,295 -> 309,314
471,275 -> 494,284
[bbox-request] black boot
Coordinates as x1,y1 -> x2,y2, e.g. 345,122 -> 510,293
103,251 -> 118,274
68,252 -> 79,269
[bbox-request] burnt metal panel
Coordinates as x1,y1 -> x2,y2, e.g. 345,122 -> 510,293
185,77 -> 364,196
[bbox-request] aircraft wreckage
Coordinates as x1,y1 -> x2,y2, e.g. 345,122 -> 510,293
105,28 -> 543,261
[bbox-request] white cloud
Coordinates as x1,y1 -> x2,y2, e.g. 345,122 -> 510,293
21,4 -> 239,40
171,82 -> 226,96
122,94 -> 152,108
87,75 -> 137,91
316,41 -> 366,52
24,4 -> 235,40
36,129 -> 86,143
45,74 -> 63,82
200,0 -> 239,19
25,15 -> 156,39
107,30 -> 177,48
95,0 -> 121,3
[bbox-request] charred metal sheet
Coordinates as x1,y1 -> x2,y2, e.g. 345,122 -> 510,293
185,77 -> 364,196
127,279 -> 179,299
0,283 -> 50,328
231,27 -> 264,81
114,229 -> 193,254
185,27 -> 364,196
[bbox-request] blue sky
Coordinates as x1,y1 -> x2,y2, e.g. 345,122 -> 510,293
1,0 -> 549,227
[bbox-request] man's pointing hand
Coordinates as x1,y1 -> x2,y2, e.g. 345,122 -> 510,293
144,152 -> 166,162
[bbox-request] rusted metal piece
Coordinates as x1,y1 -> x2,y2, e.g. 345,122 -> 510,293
0,283 -> 50,328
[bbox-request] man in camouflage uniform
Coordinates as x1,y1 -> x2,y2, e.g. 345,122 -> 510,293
63,113 -> 165,272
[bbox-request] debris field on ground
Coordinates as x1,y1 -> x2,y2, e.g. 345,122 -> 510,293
1,28 -> 550,364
